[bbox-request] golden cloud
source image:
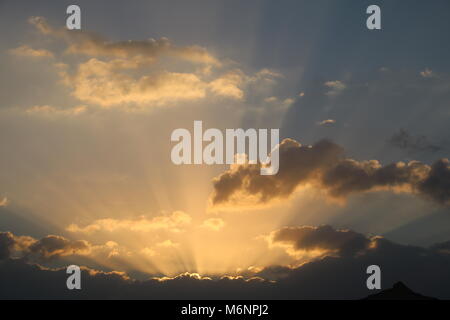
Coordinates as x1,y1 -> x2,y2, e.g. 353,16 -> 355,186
9,45 -> 54,58
26,105 -> 87,116
22,16 -> 288,109
61,58 -> 208,107
28,16 -> 219,66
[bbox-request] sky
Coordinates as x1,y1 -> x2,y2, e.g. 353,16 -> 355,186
0,0 -> 449,299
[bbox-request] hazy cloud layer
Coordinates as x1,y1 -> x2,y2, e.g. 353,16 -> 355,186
9,45 -> 54,59
28,16 -> 219,65
26,105 -> 87,116
66,211 -> 192,234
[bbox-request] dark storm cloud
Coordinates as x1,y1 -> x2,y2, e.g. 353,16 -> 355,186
388,129 -> 442,154
270,225 -> 370,257
211,138 -> 450,207
1,226 -> 450,299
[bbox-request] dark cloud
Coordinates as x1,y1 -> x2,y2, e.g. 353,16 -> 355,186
430,241 -> 450,254
1,226 -> 450,299
417,159 -> 450,206
270,225 -> 370,257
28,235 -> 91,259
0,231 -> 92,260
322,158 -> 427,197
388,129 -> 442,154
211,138 -> 450,207
211,138 -> 344,204
0,232 -> 15,260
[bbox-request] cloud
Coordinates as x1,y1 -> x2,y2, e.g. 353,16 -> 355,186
317,119 -> 336,126
0,259 -> 272,299
58,58 -> 278,107
20,16 -> 291,110
420,68 -> 434,78
264,96 -> 295,108
66,211 -> 192,233
24,16 -> 249,108
269,225 -> 370,257
26,105 -> 87,116
387,129 -> 442,153
211,138 -> 344,206
0,232 -> 15,260
1,225 -> 450,299
284,69 -> 450,171
416,158 -> 450,205
0,231 -> 139,264
28,235 -> 91,259
28,17 -> 219,66
201,218 -> 225,231
324,80 -> 346,96
0,231 -> 92,260
208,70 -> 244,99
210,138 -> 450,207
9,45 -> 54,58
62,58 -> 209,107
156,240 -> 179,248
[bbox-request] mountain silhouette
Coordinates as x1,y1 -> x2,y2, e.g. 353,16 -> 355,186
364,282 -> 437,300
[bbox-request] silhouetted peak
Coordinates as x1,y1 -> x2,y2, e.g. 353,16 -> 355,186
364,281 -> 437,300
392,281 -> 413,292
